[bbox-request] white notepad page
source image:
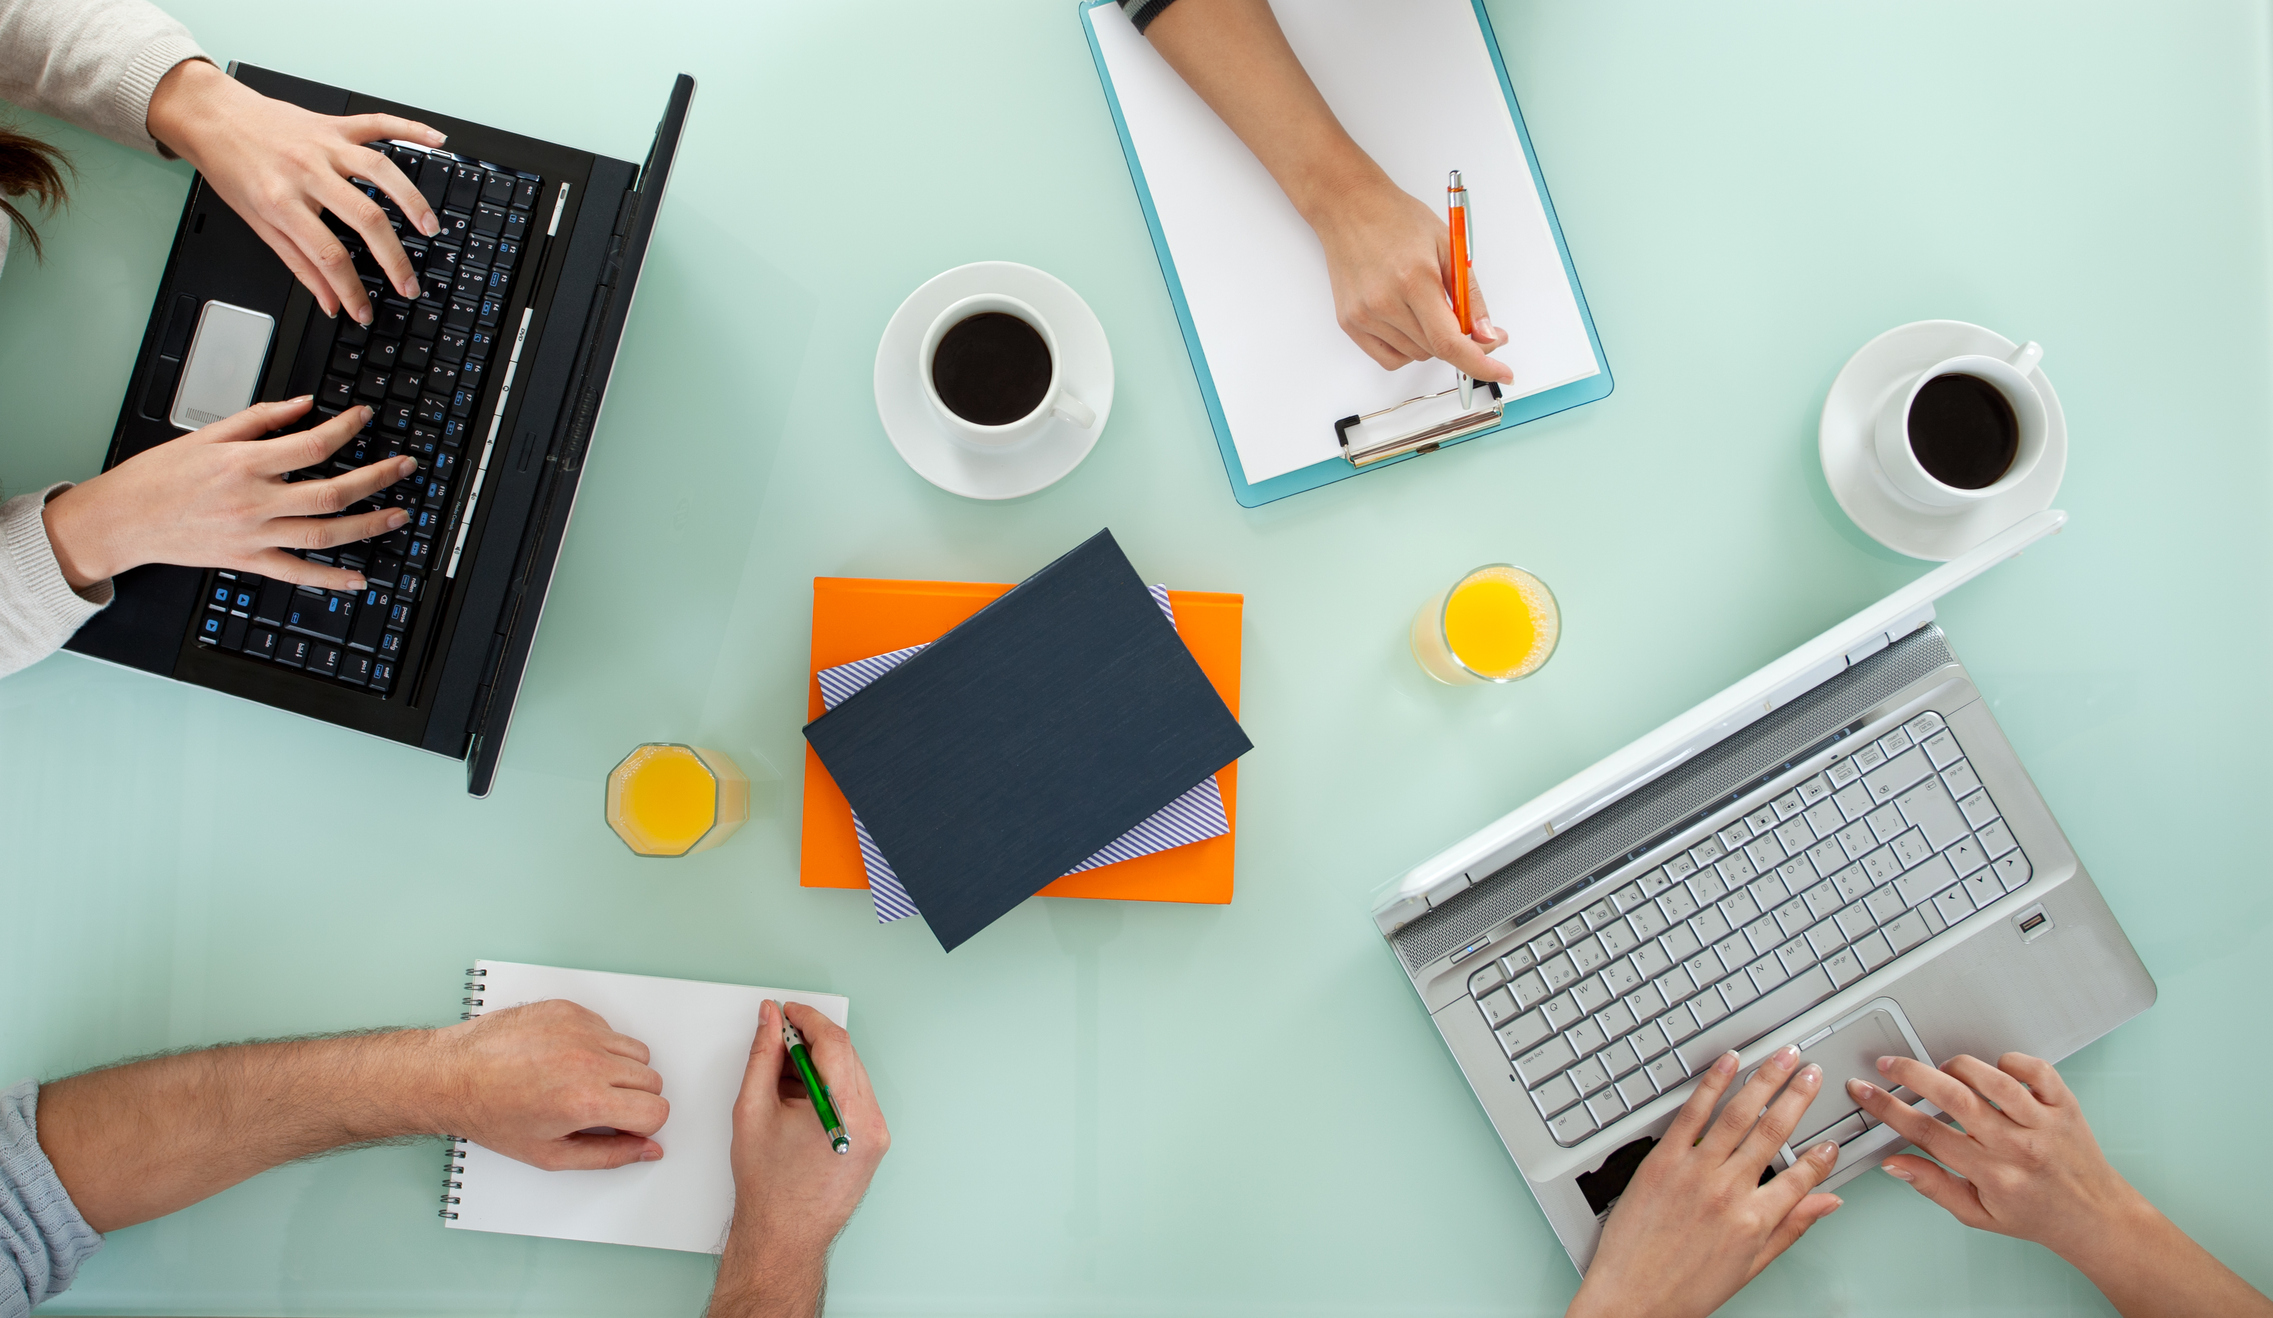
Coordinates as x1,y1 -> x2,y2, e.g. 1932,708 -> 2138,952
447,961 -> 850,1254
1093,0 -> 1600,484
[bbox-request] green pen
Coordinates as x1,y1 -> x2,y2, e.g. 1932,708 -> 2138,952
779,1003 -> 849,1155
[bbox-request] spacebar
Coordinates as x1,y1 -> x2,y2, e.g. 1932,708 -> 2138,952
1676,967 -> 1838,1072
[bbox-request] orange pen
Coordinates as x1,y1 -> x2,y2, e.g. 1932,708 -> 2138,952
1447,170 -> 1474,407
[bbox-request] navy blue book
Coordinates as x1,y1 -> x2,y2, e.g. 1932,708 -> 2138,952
803,529 -> 1252,951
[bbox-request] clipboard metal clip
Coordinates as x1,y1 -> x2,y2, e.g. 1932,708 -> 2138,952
1334,380 -> 1505,467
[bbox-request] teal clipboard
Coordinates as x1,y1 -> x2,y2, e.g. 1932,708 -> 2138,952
1080,0 -> 1614,507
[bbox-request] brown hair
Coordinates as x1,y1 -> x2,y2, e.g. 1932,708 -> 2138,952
0,123 -> 71,261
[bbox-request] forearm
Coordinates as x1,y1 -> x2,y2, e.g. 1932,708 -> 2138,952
2057,1195 -> 2273,1318
1140,0 -> 1387,224
707,1224 -> 831,1318
35,1029 -> 450,1232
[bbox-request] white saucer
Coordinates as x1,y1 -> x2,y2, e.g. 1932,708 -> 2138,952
873,262 -> 1114,500
1819,319 -> 2068,560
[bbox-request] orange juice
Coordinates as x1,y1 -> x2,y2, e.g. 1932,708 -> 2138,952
1411,564 -> 1560,685
606,744 -> 750,857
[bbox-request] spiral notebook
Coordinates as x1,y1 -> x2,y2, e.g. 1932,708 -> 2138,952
441,960 -> 850,1254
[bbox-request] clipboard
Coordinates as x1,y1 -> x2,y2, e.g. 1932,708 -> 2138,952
1081,0 -> 1614,507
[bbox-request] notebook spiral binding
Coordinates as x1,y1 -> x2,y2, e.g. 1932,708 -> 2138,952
440,966 -> 486,1219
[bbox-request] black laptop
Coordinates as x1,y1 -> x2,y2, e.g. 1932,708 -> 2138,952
65,65 -> 693,796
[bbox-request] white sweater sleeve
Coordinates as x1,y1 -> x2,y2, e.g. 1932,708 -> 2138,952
0,485 -> 110,679
0,0 -> 208,156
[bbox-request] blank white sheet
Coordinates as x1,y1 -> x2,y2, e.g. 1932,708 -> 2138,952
1093,0 -> 1600,484
447,960 -> 849,1255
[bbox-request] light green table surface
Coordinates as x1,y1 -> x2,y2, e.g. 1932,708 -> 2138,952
3,1 -> 2269,1313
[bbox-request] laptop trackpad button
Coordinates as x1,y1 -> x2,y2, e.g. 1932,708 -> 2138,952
170,300 -> 275,431
1791,1000 -> 1927,1147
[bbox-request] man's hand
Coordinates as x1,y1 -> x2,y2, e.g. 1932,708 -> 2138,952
1568,1047 -> 1842,1318
146,59 -> 445,325
426,1000 -> 669,1171
709,1000 -> 889,1318
40,399 -> 413,593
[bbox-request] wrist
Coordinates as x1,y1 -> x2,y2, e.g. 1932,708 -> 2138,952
2043,1175 -> 2159,1266
145,58 -> 235,167
1279,139 -> 1393,232
39,483 -> 127,590
335,1029 -> 460,1141
714,1219 -> 831,1317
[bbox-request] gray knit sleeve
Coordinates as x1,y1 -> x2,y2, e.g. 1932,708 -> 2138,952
1117,0 -> 1182,34
0,0 -> 210,156
0,485 -> 112,681
1,1082 -> 103,1318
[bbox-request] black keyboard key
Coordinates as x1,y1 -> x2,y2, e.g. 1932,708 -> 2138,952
401,236 -> 427,274
398,338 -> 433,371
396,572 -> 422,602
365,553 -> 404,587
368,337 -> 400,370
502,211 -> 529,242
285,589 -> 354,641
219,613 -> 249,652
306,641 -> 344,678
381,402 -> 416,433
253,579 -> 295,627
441,416 -> 474,447
208,581 -> 235,608
348,588 -> 392,651
388,597 -> 414,628
330,342 -> 366,375
406,538 -> 433,572
452,270 -> 486,303
432,449 -> 459,480
196,609 -> 226,644
377,527 -> 412,556
450,386 -> 480,418
372,303 -> 410,338
276,633 -> 313,669
447,164 -> 482,211
485,265 -> 513,296
411,508 -> 444,537
444,301 -> 477,332
338,650 -> 375,687
413,394 -> 449,428
368,658 -> 397,693
388,371 -> 423,402
424,361 -> 461,396
319,375 -> 356,409
377,628 -> 406,659
467,326 -> 498,360
408,302 -> 443,340
439,209 -> 471,245
493,237 -> 521,272
512,177 -> 540,210
458,360 -> 485,393
415,155 -> 449,209
464,235 -> 498,270
476,294 -> 506,328
472,203 -> 507,237
336,318 -> 370,348
427,242 -> 463,283
435,328 -> 470,364
228,581 -> 260,612
422,478 -> 450,507
243,626 -> 278,661
480,171 -> 514,206
355,368 -> 390,401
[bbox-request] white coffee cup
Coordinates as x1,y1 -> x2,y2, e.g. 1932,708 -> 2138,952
1872,341 -> 2048,508
918,294 -> 1096,448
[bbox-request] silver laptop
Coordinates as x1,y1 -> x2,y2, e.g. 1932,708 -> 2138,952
1371,510 -> 2154,1271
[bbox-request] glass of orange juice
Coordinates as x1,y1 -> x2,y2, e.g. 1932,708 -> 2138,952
1411,564 -> 1561,685
605,744 -> 750,857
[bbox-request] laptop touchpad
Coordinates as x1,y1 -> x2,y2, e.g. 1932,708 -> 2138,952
1788,999 -> 1929,1149
169,300 -> 275,431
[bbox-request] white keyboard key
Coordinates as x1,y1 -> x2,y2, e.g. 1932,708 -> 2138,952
1896,777 -> 1970,851
1945,836 -> 1987,877
1720,850 -> 1759,887
1861,848 -> 1904,886
1864,884 -> 1908,924
1570,937 -> 1610,974
1627,902 -> 1670,942
1747,954 -> 1789,995
1962,868 -> 2001,908
1477,987 -> 1519,1027
1854,930 -> 1896,969
1688,866 -> 1728,905
1541,953 -> 1580,989
1895,854 -> 1959,908
1995,851 -> 2032,890
1930,884 -> 1973,928
1631,941 -> 1673,981
1786,812 -> 1825,851
1744,837 -> 1782,873
1745,915 -> 1783,957
1517,1037 -> 1579,1086
1883,908 -> 1932,953
1566,1017 -> 1609,1060
1531,1071 -> 1579,1117
1712,932 -> 1752,974
1657,964 -> 1699,1004
1831,865 -> 1873,904
1978,819 -> 2018,858
1658,885 -> 1701,924
1750,872 -> 1793,909
1744,806 -> 1779,836
1542,993 -> 1582,1031
1497,1010 -> 1552,1055
1878,726 -> 1912,757
1689,837 -> 1726,867
1827,757 -> 1862,789
1624,981 -> 1667,1022
1921,726 -> 1960,766
1720,888 -> 1762,928
1658,1003 -> 1699,1044
1680,951 -> 1720,992
1666,852 -> 1699,882
1833,781 -> 1873,821
1941,758 -> 1984,800
1769,896 -> 1808,936
1597,920 -> 1639,959
1959,787 -> 1999,829
1529,932 -> 1564,963
1596,999 -> 1638,1040
1549,1102 -> 1596,1146
1660,924 -> 1703,961
1638,866 -> 1675,899
1835,902 -> 1879,942
1601,959 -> 1643,997
1775,857 -> 1814,893
1616,1072 -> 1658,1109
1555,915 -> 1591,945
1866,802 -> 1907,844
1509,970 -> 1551,1009
1717,822 -> 1753,852
1804,918 -> 1845,959
1826,946 -> 1866,986
1690,906 -> 1733,945
1628,1020 -> 1671,1061
1775,935 -> 1815,978
1572,978 -> 1612,1015
1797,773 -> 1833,806
1836,821 -> 1875,860
1854,742 -> 1888,774
1586,1090 -> 1627,1126
1806,837 -> 1847,879
1719,973 -> 1760,1012
1582,898 -> 1619,929
1470,962 -> 1509,996
1611,882 -> 1650,913
1802,880 -> 1842,920
1646,1050 -> 1690,1091
1905,710 -> 1945,740
1568,1054 -> 1611,1096
1773,790 -> 1806,819
1890,828 -> 1934,869
1690,987 -> 1731,1028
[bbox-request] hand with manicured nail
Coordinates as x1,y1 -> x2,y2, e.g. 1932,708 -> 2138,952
1851,1053 -> 2271,1317
144,60 -> 446,325
41,397 -> 416,594
1567,1047 -> 1842,1318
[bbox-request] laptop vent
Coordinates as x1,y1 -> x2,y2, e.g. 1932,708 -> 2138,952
1392,627 -> 1957,972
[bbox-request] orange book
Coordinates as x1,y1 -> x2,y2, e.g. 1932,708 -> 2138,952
799,577 -> 1242,904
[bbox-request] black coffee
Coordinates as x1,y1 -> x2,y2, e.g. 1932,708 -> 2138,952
1906,373 -> 2018,489
931,312 -> 1051,426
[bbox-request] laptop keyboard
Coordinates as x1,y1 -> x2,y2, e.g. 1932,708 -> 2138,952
190,143 -> 547,696
1463,710 -> 2034,1148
